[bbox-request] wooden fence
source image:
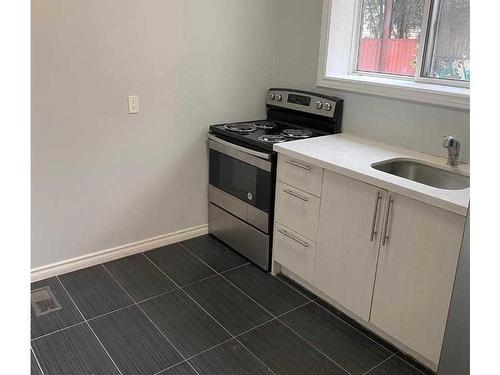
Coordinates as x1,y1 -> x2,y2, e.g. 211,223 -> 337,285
358,38 -> 418,75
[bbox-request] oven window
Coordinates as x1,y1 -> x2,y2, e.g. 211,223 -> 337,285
209,150 -> 272,213
218,153 -> 257,200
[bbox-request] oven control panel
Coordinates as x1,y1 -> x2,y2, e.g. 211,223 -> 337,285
266,89 -> 337,118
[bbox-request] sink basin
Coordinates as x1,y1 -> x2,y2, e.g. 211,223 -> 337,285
371,158 -> 469,190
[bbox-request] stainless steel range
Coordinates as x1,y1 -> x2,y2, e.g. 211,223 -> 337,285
207,88 -> 343,271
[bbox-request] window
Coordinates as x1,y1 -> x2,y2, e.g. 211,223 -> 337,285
357,0 -> 424,77
421,0 -> 470,81
318,0 -> 470,109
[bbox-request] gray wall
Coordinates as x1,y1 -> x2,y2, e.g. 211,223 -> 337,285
32,0 -> 470,269
438,210 -> 469,375
270,0 -> 469,161
31,0 -> 274,268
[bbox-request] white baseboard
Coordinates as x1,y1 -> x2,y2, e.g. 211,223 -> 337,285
31,224 -> 209,282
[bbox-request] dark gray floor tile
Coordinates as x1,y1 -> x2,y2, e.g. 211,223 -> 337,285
184,276 -> 272,335
32,323 -> 120,375
277,273 -> 318,300
181,234 -> 248,272
315,297 -> 356,321
280,303 -> 392,375
223,264 -> 308,316
59,265 -> 133,319
140,290 -> 231,357
239,320 -> 348,375
189,339 -> 273,375
89,305 -> 183,375
159,362 -> 197,375
31,350 -> 43,375
315,299 -> 399,353
145,243 -> 216,286
104,254 -> 177,301
395,353 -> 435,375
366,355 -> 426,375
31,277 -> 83,339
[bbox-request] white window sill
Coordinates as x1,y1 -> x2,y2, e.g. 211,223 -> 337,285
317,74 -> 470,110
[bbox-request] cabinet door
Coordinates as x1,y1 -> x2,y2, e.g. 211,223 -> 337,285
314,171 -> 387,320
370,193 -> 466,365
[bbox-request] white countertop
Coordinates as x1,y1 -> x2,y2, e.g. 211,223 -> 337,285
274,133 -> 470,216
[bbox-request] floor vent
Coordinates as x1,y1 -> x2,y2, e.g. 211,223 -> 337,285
31,286 -> 62,316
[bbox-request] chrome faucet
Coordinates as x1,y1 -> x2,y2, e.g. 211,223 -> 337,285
442,136 -> 461,167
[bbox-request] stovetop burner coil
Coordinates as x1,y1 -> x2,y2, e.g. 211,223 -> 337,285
224,123 -> 257,133
258,134 -> 287,144
281,128 -> 313,138
255,121 -> 276,130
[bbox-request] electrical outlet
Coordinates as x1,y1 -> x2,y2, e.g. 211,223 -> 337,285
127,95 -> 139,114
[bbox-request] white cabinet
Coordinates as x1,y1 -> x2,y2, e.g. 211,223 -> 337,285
314,171 -> 387,320
274,223 -> 317,283
370,193 -> 466,364
277,154 -> 323,197
273,156 -> 323,282
275,181 -> 321,241
272,156 -> 467,368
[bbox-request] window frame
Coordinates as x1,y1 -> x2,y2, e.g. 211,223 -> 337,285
317,0 -> 470,110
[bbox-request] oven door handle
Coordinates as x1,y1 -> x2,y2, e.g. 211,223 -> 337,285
208,134 -> 271,161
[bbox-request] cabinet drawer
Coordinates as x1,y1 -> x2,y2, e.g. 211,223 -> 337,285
274,223 -> 317,283
275,181 -> 321,241
277,155 -> 323,197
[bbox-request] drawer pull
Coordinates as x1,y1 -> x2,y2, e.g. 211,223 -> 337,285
283,189 -> 309,202
382,195 -> 394,246
285,160 -> 311,170
277,229 -> 309,247
370,190 -> 382,241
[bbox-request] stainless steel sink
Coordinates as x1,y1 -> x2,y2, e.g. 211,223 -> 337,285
371,158 -> 470,190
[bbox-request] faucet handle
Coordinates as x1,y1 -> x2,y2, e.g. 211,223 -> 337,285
442,135 -> 461,149
442,136 -> 461,166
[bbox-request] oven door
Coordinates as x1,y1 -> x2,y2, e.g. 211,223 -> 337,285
208,134 -> 273,270
208,135 -> 273,217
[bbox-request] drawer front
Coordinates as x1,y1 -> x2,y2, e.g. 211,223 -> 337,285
277,155 -> 323,197
209,204 -> 269,270
275,181 -> 321,241
274,223 -> 317,283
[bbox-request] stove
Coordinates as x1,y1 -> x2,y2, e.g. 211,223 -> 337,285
208,88 -> 343,271
210,120 -> 328,152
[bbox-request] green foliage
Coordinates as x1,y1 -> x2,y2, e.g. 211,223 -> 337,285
362,0 -> 384,38
391,0 -> 424,39
431,57 -> 470,81
362,0 -> 424,39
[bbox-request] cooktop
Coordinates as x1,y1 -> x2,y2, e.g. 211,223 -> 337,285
209,120 -> 328,152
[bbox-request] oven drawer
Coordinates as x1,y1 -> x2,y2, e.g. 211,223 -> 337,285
209,203 -> 270,270
273,223 -> 317,283
278,154 -> 323,197
275,181 -> 320,241
209,185 -> 268,233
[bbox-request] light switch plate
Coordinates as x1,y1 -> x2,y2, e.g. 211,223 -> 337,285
128,95 -> 139,114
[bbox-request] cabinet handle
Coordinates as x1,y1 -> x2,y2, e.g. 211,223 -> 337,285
285,160 -> 311,170
382,195 -> 394,246
283,189 -> 309,202
370,190 -> 382,241
277,229 -> 309,248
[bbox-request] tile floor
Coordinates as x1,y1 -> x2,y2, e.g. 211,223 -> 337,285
31,234 -> 434,375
